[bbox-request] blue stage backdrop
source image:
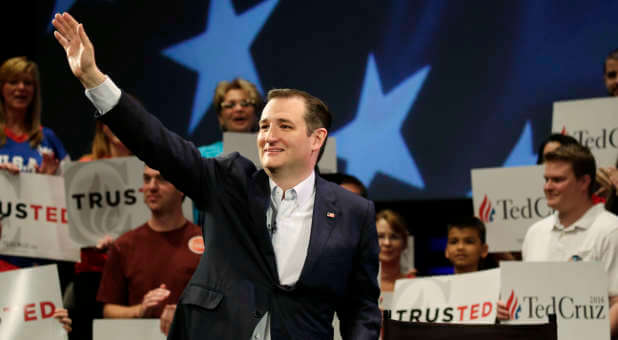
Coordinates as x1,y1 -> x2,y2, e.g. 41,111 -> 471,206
26,0 -> 618,200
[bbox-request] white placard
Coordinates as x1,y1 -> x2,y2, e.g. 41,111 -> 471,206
553,97 -> 618,167
93,319 -> 165,340
0,265 -> 67,340
500,262 -> 609,340
391,269 -> 500,324
0,172 -> 79,261
471,165 -> 549,252
62,157 -> 193,246
400,235 -> 415,274
223,132 -> 338,173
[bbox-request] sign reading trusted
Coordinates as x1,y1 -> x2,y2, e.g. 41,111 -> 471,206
0,172 -> 79,261
471,165 -> 548,252
501,262 -> 609,340
553,97 -> 618,167
391,269 -> 500,324
0,265 -> 67,340
63,157 -> 194,246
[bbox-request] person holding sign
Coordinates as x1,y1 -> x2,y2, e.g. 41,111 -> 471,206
523,144 -> 618,336
52,12 -> 380,340
0,56 -> 72,280
444,217 -> 512,321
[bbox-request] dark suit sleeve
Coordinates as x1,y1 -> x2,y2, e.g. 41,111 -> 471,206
337,199 -> 381,340
99,93 -> 210,208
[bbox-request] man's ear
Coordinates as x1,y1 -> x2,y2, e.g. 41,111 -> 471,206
312,128 -> 328,151
578,174 -> 592,194
480,243 -> 489,259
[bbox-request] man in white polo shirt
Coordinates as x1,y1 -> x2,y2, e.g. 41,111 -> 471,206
522,143 -> 618,336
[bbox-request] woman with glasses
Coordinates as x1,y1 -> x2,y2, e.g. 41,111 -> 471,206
198,78 -> 263,157
376,209 -> 415,293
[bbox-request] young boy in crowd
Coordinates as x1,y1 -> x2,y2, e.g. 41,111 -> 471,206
445,217 -> 512,320
444,217 -> 488,274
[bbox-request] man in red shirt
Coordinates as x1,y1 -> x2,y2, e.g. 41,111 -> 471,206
96,165 -> 202,334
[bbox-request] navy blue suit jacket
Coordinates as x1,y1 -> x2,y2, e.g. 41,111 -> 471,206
100,93 -> 381,339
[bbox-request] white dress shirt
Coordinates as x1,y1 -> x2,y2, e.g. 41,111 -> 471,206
267,171 -> 315,286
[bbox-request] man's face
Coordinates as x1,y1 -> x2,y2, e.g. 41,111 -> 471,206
257,97 -> 324,175
605,59 -> 618,96
141,166 -> 184,214
1,73 -> 34,113
444,227 -> 487,270
217,89 -> 257,132
376,218 -> 406,264
543,160 -> 590,212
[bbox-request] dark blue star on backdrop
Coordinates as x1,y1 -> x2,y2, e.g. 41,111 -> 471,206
334,55 -> 430,190
162,0 -> 278,134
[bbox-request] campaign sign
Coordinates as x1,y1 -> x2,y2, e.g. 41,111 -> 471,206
93,319 -> 165,340
391,269 -> 500,324
0,265 -> 66,340
471,165 -> 548,252
0,172 -> 79,261
553,97 -> 618,167
501,262 -> 609,340
63,157 -> 194,246
223,132 -> 338,173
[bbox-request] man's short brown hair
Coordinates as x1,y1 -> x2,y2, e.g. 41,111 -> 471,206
266,89 -> 332,162
544,143 -> 596,196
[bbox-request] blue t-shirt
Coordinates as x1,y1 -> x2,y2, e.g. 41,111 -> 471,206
0,127 -> 69,172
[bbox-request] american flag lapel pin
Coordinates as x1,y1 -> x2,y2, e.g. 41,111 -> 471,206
327,211 -> 336,219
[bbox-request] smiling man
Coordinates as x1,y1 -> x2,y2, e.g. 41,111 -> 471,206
52,12 -> 380,340
522,144 -> 618,336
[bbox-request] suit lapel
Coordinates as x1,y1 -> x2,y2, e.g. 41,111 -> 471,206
298,176 -> 337,283
248,170 -> 278,281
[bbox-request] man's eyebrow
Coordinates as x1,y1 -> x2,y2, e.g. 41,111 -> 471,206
259,118 -> 294,124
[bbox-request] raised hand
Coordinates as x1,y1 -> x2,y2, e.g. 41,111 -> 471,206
51,12 -> 106,89
138,284 -> 171,317
35,152 -> 60,175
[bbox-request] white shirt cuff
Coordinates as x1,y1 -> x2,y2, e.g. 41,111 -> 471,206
84,76 -> 121,116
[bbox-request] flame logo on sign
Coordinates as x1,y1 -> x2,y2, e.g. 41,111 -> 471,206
478,195 -> 495,223
561,125 -> 567,135
506,290 -> 521,320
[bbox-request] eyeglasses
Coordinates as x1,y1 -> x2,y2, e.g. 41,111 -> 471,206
220,99 -> 255,110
